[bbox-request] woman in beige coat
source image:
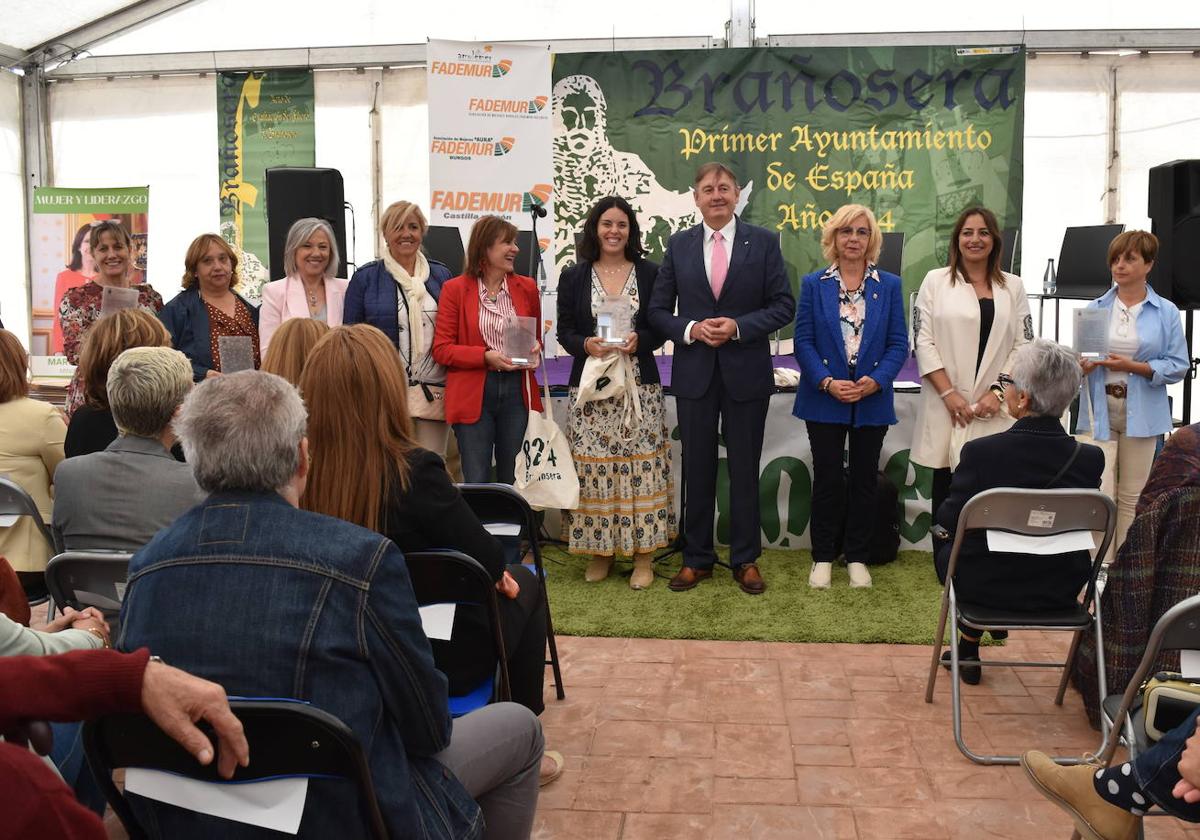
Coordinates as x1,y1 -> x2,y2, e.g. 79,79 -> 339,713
912,206 -> 1031,522
0,330 -> 66,599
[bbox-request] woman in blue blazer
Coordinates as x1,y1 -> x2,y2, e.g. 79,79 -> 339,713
793,204 -> 908,589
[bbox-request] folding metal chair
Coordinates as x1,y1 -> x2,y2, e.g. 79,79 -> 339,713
0,475 -> 56,585
1075,593 -> 1200,839
44,549 -> 133,624
924,488 -> 1116,765
84,698 -> 387,839
405,549 -> 512,717
458,482 -> 565,700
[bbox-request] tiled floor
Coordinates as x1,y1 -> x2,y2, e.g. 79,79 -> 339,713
533,633 -> 1200,840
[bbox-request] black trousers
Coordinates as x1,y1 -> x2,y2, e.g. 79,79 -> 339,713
805,421 -> 888,565
433,564 -> 547,715
676,375 -> 769,569
931,466 -> 953,526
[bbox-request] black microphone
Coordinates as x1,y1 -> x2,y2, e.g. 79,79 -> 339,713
529,205 -> 547,218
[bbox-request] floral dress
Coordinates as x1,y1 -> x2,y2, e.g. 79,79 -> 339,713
563,268 -> 676,556
59,281 -> 164,416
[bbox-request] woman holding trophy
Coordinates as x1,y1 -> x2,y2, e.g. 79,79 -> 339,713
557,197 -> 676,589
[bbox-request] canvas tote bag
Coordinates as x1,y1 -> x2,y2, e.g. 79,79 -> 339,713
513,359 -> 580,510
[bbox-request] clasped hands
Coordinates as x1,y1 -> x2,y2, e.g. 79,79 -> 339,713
943,390 -> 1001,427
824,376 -> 881,403
40,605 -> 111,646
688,317 -> 738,347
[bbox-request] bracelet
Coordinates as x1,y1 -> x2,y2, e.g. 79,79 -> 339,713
82,626 -> 110,649
938,387 -> 954,399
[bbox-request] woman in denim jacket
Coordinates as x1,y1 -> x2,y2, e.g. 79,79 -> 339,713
1077,230 -> 1189,559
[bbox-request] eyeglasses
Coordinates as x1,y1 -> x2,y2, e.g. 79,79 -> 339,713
997,373 -> 1015,389
837,227 -> 871,239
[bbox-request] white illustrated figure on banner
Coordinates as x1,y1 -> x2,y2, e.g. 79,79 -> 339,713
552,74 -> 752,267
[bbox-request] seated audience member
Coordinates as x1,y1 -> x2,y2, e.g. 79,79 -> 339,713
54,347 -> 203,552
935,339 -> 1104,684
65,308 -> 173,459
119,371 -> 543,839
1,647 -> 248,840
1022,706 -> 1200,838
0,329 -> 66,600
158,233 -> 260,382
260,316 -> 330,387
299,325 -> 561,785
1072,422 -> 1200,728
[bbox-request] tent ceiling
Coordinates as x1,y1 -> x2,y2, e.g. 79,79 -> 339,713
2,0 -> 140,51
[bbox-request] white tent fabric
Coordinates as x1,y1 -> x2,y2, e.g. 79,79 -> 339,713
0,73 -> 26,338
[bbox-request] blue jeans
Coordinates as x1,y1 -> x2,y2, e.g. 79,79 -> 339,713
1133,706 -> 1200,821
453,370 -> 529,485
50,721 -> 106,815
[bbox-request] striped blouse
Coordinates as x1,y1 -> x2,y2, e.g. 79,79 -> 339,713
477,277 -> 517,353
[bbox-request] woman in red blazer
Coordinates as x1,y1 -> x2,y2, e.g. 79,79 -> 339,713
432,215 -> 542,484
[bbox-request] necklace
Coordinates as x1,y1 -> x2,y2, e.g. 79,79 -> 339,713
301,278 -> 323,309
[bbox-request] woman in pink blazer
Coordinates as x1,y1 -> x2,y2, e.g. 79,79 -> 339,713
259,218 -> 349,355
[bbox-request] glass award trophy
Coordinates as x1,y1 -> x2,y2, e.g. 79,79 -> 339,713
503,315 -> 538,366
99,286 -> 139,317
596,295 -> 633,347
217,335 -> 256,373
1073,309 -> 1109,360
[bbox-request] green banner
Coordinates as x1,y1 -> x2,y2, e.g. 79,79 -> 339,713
217,70 -> 315,299
552,46 -> 1024,303
32,186 -> 149,214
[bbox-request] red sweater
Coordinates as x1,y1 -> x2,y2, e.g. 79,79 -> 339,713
0,647 -> 149,840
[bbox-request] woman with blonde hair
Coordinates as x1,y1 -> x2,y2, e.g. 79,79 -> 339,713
299,324 -> 561,785
793,204 -> 908,589
344,200 -> 453,453
64,308 -> 172,458
59,220 -> 164,415
158,233 -> 259,382
258,217 -> 348,355
260,317 -> 330,387
912,206 -> 1031,522
0,329 -> 66,597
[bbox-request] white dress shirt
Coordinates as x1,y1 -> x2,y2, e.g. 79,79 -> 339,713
684,216 -> 739,345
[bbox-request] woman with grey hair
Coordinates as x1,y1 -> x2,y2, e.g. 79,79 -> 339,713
258,217 -> 349,355
933,339 -> 1105,684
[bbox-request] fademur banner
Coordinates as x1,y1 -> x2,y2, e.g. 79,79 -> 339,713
552,45 -> 1024,304
216,70 -> 315,301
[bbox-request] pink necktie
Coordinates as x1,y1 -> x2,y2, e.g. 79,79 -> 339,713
710,231 -> 728,298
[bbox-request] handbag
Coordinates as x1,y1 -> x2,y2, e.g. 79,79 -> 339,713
1140,672 -> 1200,741
407,381 -> 446,421
513,359 -> 580,511
574,351 -> 642,435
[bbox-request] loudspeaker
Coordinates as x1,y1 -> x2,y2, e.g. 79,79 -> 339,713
265,167 -> 348,281
876,231 -> 904,278
1148,159 -> 1200,309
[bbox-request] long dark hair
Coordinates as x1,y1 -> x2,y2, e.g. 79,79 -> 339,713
577,196 -> 645,263
67,223 -> 90,271
947,206 -> 1006,288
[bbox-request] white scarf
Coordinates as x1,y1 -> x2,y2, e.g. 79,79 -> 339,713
382,251 -> 431,362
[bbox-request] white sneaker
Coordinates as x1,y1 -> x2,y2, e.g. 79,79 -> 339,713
809,562 -> 832,589
847,562 -> 873,588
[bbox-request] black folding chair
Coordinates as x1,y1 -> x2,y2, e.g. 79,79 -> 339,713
83,698 -> 387,840
405,549 -> 511,716
44,549 -> 133,623
924,488 -> 1116,765
0,476 -> 55,602
457,482 -> 564,700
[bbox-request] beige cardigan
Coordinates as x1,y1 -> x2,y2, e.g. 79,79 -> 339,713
911,267 -> 1031,469
0,397 -> 66,572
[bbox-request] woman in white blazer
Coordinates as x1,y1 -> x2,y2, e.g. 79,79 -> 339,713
258,217 -> 349,355
912,206 -> 1032,522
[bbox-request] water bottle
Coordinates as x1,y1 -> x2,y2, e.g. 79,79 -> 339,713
1043,258 -> 1057,296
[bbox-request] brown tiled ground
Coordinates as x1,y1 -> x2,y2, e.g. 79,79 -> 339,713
534,634 -> 1200,840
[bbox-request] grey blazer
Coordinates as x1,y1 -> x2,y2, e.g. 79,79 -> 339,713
52,435 -> 206,552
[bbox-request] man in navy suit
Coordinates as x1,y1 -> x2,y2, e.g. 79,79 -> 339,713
648,163 -> 795,594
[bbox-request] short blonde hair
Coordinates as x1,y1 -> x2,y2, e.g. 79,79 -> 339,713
820,204 -> 882,265
107,347 -> 193,437
380,201 -> 428,239
282,218 -> 339,280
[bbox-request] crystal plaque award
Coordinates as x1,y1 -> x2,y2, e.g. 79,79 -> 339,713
217,335 -> 256,373
99,286 -> 139,317
503,315 -> 538,366
596,295 -> 633,347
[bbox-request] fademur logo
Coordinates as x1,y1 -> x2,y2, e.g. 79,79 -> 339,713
430,136 -> 516,160
429,44 -> 513,78
468,95 -> 548,115
431,183 -> 553,214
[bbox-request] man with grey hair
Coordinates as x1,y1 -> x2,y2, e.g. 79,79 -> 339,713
933,339 -> 1104,685
52,346 -> 203,551
118,371 -> 544,839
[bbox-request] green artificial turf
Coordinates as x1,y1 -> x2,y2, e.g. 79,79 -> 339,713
542,547 -> 953,646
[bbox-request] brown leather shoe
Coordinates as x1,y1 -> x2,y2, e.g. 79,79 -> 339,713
733,563 -> 766,595
668,566 -> 713,591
